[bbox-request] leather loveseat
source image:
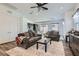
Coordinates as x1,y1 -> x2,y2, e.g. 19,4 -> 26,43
45,30 -> 60,41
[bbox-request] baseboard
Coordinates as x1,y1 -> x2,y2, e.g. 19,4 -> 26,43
0,40 -> 15,45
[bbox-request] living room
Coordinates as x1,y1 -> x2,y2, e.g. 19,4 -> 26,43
0,3 -> 79,56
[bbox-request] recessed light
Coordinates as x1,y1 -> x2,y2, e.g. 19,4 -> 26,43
62,22 -> 64,24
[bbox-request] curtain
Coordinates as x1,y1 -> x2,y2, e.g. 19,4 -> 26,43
27,23 -> 39,33
27,23 -> 33,31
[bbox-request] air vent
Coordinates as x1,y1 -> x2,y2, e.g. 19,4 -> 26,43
7,10 -> 12,14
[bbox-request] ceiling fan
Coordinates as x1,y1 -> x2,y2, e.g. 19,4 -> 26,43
30,3 -> 48,11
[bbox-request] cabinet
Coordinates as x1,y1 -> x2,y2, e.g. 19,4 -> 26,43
69,34 -> 79,55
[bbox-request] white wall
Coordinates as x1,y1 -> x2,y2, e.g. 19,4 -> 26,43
63,4 -> 79,36
64,11 -> 74,35
61,7 -> 76,40
0,5 -> 20,44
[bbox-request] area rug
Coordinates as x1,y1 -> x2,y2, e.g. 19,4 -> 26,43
6,41 -> 65,56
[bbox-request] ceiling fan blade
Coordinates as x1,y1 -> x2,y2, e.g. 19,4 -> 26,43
36,3 -> 42,6
30,6 -> 37,8
42,7 -> 48,10
36,3 -> 39,6
41,3 -> 48,6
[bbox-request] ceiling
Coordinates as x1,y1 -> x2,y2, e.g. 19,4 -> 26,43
2,3 -> 76,22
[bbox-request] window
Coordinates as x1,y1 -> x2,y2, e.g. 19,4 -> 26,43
40,24 -> 48,34
73,8 -> 79,31
51,24 -> 59,31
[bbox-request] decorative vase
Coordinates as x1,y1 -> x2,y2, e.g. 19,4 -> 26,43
42,34 -> 44,39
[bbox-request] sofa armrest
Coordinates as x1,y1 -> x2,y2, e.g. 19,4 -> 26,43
57,35 -> 60,38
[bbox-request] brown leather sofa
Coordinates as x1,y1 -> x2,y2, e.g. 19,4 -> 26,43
45,31 -> 60,41
17,31 -> 41,49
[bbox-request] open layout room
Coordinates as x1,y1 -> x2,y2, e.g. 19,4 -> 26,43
0,3 -> 79,56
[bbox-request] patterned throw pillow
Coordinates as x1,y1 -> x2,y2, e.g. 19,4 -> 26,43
24,32 -> 30,39
15,37 -> 21,45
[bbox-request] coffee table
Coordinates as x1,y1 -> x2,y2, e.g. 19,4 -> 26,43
36,38 -> 51,52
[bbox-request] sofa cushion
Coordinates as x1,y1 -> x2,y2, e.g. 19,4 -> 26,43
29,37 -> 40,42
48,31 -> 58,36
16,37 -> 22,45
53,31 -> 59,35
24,32 -> 30,38
32,32 -> 37,37
74,31 -> 79,36
45,30 -> 59,38
28,30 -> 37,37
20,36 -> 26,40
18,33 -> 25,37
28,30 -> 33,38
21,38 -> 29,44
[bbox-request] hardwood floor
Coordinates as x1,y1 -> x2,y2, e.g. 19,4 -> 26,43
0,40 -> 73,56
0,41 -> 17,56
62,40 -> 73,56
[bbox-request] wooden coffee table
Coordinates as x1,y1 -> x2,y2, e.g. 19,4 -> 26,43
36,38 -> 51,52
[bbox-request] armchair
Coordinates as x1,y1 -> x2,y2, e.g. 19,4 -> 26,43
45,31 -> 60,41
